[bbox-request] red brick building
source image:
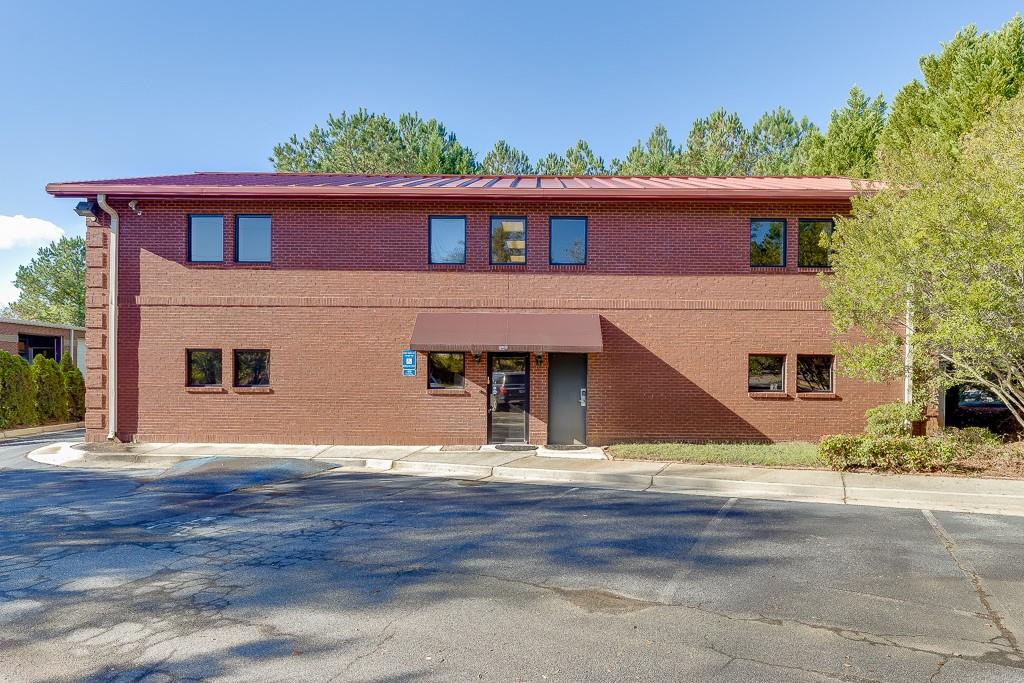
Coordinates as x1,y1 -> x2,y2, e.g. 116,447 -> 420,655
47,173 -> 899,445
0,318 -> 85,373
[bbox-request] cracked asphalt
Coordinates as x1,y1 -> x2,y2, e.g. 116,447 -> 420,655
2,432 -> 1024,682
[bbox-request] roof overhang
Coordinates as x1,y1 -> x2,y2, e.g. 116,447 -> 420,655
409,312 -> 604,354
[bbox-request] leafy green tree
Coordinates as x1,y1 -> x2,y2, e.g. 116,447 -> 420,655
611,124 -> 685,175
8,236 -> 85,326
271,108 -> 477,174
880,17 -> 1024,165
748,107 -> 818,175
793,87 -> 886,177
535,140 -> 607,175
824,93 -> 1024,429
683,109 -> 751,175
480,139 -> 533,175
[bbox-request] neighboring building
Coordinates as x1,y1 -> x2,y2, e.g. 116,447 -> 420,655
47,173 -> 900,445
0,317 -> 86,375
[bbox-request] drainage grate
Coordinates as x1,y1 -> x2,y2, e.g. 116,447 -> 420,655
440,445 -> 481,451
494,444 -> 539,452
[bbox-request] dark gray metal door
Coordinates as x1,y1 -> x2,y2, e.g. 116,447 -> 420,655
548,353 -> 587,445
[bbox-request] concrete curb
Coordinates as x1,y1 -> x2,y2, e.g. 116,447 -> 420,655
24,441 -> 1024,517
1,422 -> 84,441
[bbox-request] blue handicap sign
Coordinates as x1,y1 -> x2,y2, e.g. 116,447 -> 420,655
402,350 -> 417,376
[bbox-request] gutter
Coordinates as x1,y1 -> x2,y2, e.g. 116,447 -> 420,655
96,194 -> 118,440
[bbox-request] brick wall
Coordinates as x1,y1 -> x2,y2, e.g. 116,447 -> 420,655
84,197 -> 900,444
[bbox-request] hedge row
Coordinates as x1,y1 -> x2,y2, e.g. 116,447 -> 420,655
0,350 -> 84,430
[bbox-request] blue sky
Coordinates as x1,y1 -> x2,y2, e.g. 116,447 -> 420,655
1,1 -> 1020,306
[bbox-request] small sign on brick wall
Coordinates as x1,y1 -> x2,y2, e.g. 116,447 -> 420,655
402,349 -> 417,376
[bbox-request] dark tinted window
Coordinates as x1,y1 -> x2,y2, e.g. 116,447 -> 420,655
189,215 -> 224,262
236,215 -> 272,263
798,219 -> 833,267
234,349 -> 270,387
550,217 -> 587,264
748,354 -> 785,392
187,349 -> 222,386
429,217 -> 466,264
428,352 -> 465,389
490,217 -> 527,264
750,219 -> 786,266
797,355 -> 833,393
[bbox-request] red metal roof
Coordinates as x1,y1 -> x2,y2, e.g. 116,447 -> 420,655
46,172 -> 867,201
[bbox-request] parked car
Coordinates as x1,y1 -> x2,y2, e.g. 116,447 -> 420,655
491,371 -> 527,411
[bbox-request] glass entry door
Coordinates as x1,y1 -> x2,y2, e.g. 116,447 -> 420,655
488,354 -> 529,443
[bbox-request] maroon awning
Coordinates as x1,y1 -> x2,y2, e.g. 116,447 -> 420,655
409,312 -> 603,353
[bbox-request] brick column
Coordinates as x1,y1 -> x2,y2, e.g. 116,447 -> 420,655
84,216 -> 109,442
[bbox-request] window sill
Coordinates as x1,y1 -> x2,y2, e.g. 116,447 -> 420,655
796,266 -> 832,273
748,391 -> 792,400
186,386 -> 226,393
549,263 -> 587,271
230,262 -> 273,269
234,386 -> 273,394
427,388 -> 470,396
186,262 -> 225,268
798,392 -> 839,400
749,266 -> 788,272
428,263 -> 467,270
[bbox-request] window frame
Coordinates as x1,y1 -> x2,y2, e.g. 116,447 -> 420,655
428,215 -> 468,265
748,353 -> 787,393
797,218 -> 834,268
427,351 -> 466,390
234,214 -> 273,264
796,354 -> 834,393
187,214 -> 225,264
749,218 -> 787,268
489,215 -> 528,266
548,216 -> 588,265
186,348 -> 223,387
233,348 -> 271,387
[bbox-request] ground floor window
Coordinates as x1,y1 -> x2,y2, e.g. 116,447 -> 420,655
749,354 -> 785,392
187,349 -> 222,386
428,352 -> 465,389
797,355 -> 833,393
234,349 -> 270,387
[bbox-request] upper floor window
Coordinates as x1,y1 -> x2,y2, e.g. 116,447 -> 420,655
549,217 -> 587,265
236,215 -> 272,263
797,354 -> 833,393
750,219 -> 786,267
187,349 -> 222,386
749,354 -> 785,392
189,215 -> 224,263
429,216 -> 466,264
490,217 -> 527,264
798,219 -> 834,268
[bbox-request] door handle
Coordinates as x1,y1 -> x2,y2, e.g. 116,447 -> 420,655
580,388 -> 587,407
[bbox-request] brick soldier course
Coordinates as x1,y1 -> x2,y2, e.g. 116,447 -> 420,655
48,174 -> 900,445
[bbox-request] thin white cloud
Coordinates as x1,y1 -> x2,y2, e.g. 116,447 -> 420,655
0,215 -> 66,250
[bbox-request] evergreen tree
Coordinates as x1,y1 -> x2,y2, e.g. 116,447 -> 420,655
480,140 -> 533,175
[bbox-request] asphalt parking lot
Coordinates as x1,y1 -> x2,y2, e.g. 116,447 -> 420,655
1,431 -> 1023,682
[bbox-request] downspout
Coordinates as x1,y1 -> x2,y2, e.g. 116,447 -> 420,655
96,194 -> 118,440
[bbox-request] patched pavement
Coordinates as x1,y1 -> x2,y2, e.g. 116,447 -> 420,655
1,432 -> 1023,682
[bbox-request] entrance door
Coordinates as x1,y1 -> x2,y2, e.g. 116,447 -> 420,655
488,354 -> 529,443
548,353 -> 587,445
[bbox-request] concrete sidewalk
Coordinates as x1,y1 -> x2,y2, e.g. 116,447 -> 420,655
29,440 -> 1024,517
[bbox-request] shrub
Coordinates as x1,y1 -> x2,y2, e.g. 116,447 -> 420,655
943,426 -> 1001,448
864,402 -> 924,436
32,355 -> 68,423
60,352 -> 85,421
819,434 -> 956,472
0,351 -> 37,429
818,434 -> 865,469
